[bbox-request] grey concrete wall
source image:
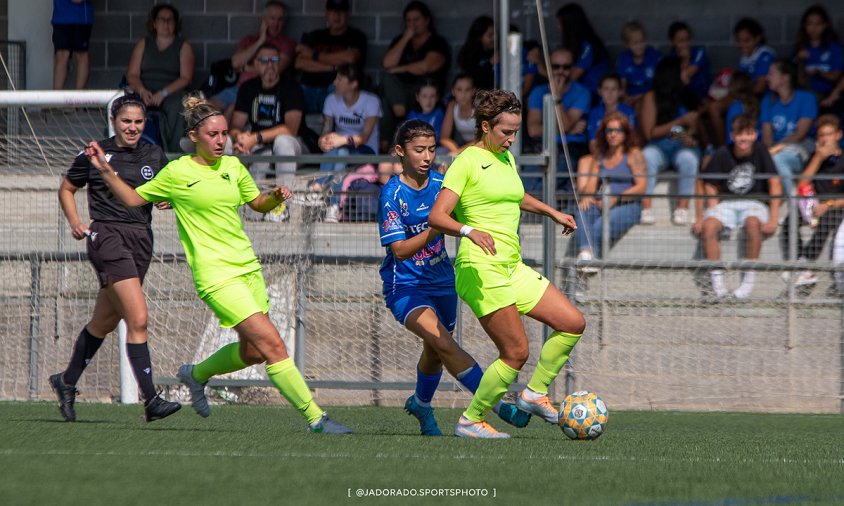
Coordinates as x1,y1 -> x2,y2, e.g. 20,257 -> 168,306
72,0 -> 843,90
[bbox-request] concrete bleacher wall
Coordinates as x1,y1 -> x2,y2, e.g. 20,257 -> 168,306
17,0 -> 841,91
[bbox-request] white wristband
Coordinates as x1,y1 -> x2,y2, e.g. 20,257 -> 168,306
459,225 -> 474,237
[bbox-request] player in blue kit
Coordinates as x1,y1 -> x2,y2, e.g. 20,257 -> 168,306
379,119 -> 530,436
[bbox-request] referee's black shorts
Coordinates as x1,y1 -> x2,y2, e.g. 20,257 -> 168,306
86,221 -> 153,288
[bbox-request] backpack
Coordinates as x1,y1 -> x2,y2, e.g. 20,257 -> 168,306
200,59 -> 240,97
342,178 -> 381,222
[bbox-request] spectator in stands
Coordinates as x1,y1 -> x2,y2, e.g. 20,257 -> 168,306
295,0 -> 368,115
526,48 -> 590,195
794,5 -> 843,112
125,4 -> 195,153
724,71 -> 760,142
381,1 -> 450,152
616,21 -> 662,111
694,114 -> 782,299
779,114 -> 844,287
440,74 -> 477,156
407,81 -> 445,144
574,111 -> 646,268
640,56 -> 701,226
668,21 -> 710,102
761,58 -> 818,197
229,44 -> 305,222
587,73 -> 636,155
318,63 -> 382,174
556,3 -> 609,96
211,1 -> 296,119
51,0 -> 93,90
337,161 -> 397,222
457,15 -> 496,91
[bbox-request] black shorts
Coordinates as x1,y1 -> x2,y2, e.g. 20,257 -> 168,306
52,24 -> 92,53
86,221 -> 153,288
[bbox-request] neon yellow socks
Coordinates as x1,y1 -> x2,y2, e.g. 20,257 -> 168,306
462,359 -> 520,422
526,331 -> 582,395
192,342 -> 247,383
266,357 -> 323,424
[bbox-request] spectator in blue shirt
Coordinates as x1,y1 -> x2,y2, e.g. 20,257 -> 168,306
794,5 -> 843,108
724,71 -> 760,142
407,81 -> 446,145
617,21 -> 661,109
556,3 -> 609,96
527,48 -> 591,194
51,0 -> 93,90
668,21 -> 710,101
761,58 -> 818,196
735,17 -> 777,96
587,73 -> 636,155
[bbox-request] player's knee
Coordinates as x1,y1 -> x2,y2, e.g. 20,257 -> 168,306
560,311 -> 586,335
502,343 -> 530,367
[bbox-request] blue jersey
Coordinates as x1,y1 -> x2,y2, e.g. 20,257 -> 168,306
674,45 -> 711,99
616,46 -> 662,97
407,107 -> 446,143
801,42 -> 844,95
529,82 -> 591,144
725,100 -> 761,140
739,45 -> 776,83
378,173 -> 454,296
575,40 -> 610,94
760,90 -> 817,143
587,102 -> 637,141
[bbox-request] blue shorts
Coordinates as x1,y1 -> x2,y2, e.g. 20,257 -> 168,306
385,289 -> 458,333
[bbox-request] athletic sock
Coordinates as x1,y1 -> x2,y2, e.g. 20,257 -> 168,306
462,359 -> 520,422
733,270 -> 756,299
126,342 -> 157,402
192,342 -> 247,383
414,367 -> 442,406
710,269 -> 727,297
455,363 -> 483,393
62,327 -> 105,385
266,358 -> 323,424
526,331 -> 582,395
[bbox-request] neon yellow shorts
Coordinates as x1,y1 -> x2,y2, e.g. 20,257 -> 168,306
200,270 -> 270,328
454,261 -> 551,318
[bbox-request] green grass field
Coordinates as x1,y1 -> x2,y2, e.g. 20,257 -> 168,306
1,401 -> 843,506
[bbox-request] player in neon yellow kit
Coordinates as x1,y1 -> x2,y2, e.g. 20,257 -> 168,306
84,92 -> 351,434
429,89 -> 585,438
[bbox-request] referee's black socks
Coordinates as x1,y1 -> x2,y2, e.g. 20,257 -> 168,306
127,342 -> 158,402
62,327 -> 105,385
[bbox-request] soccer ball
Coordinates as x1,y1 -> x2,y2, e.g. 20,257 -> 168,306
558,390 -> 608,440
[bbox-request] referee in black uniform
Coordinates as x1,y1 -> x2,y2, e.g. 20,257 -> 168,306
50,93 -> 181,422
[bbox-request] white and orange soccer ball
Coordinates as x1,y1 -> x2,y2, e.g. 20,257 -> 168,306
558,390 -> 608,440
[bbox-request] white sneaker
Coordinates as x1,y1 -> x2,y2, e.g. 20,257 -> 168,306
324,204 -> 340,223
672,208 -> 690,226
640,208 -> 655,225
793,271 -> 818,286
577,250 -> 599,274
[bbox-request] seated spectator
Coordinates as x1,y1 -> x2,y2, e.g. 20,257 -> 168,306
337,162 -> 398,222
761,58 -> 818,197
556,3 -> 610,96
381,1 -> 449,152
229,44 -> 305,221
526,47 -> 590,195
521,39 -> 546,104
440,74 -> 476,156
587,73 -> 636,155
211,1 -> 296,119
779,114 -> 844,287
407,81 -> 445,144
125,4 -> 195,152
693,114 -> 782,299
640,56 -> 701,226
724,71 -> 760,142
668,21 -> 710,102
794,5 -> 843,110
52,0 -> 93,90
457,15 -> 495,91
574,112 -> 646,268
295,0 -> 368,115
616,21 -> 662,110
318,64 -> 382,173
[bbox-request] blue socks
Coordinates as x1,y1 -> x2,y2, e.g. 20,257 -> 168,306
414,367 -> 443,406
456,363 -> 483,393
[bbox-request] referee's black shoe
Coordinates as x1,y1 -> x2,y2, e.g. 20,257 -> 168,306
49,373 -> 78,422
144,395 -> 182,422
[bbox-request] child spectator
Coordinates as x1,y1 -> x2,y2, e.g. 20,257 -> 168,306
457,16 -> 495,91
724,71 -> 760,141
587,73 -> 637,155
440,74 -> 476,155
556,3 -> 610,96
616,21 -> 662,108
694,114 -> 782,299
668,21 -> 710,102
735,17 -> 777,96
407,81 -> 445,144
794,5 -> 843,109
761,58 -> 818,197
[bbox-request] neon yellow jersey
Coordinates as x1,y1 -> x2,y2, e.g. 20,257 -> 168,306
136,155 -> 262,295
442,146 -> 524,265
